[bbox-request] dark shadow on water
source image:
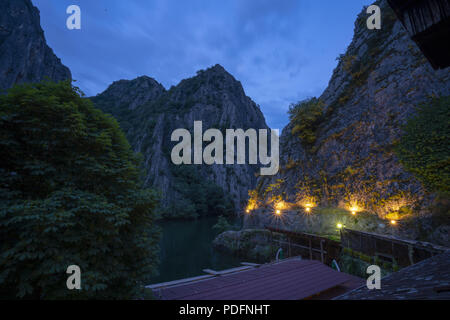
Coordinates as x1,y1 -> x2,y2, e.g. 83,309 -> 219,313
149,216 -> 242,284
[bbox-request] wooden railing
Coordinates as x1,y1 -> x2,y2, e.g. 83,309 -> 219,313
266,226 -> 448,268
266,226 -> 342,265
340,228 -> 448,268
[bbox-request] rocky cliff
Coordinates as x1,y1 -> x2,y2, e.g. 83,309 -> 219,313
247,0 -> 450,243
92,65 -> 269,218
0,0 -> 71,92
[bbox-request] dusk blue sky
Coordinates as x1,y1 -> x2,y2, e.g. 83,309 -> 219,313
33,0 -> 372,129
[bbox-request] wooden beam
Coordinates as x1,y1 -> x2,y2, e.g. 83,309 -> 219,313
241,262 -> 260,267
273,240 -> 328,254
265,226 -> 341,245
146,274 -> 214,290
203,266 -> 253,276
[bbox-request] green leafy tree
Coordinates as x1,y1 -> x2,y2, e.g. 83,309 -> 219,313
0,81 -> 160,299
396,96 -> 450,196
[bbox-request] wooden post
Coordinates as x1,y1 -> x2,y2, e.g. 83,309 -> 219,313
309,238 -> 313,260
320,240 -> 324,263
270,230 -> 274,258
371,237 -> 377,255
359,233 -> 363,252
408,245 -> 414,266
288,237 -> 292,258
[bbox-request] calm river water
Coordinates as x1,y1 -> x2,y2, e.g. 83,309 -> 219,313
149,217 -> 242,284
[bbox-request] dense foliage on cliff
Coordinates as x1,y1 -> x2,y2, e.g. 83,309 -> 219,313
288,98 -> 324,146
163,165 -> 235,219
396,96 -> 450,196
0,81 -> 160,299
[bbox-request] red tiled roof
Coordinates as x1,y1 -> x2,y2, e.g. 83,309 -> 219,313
153,259 -> 364,300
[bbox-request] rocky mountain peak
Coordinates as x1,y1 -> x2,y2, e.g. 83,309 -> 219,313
199,64 -> 232,79
91,76 -> 166,114
0,0 -> 71,93
201,64 -> 237,81
209,63 -> 227,72
109,75 -> 164,89
92,66 -> 269,216
172,64 -> 247,103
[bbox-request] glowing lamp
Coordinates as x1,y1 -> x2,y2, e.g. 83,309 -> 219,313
275,210 -> 281,215
390,220 -> 397,225
337,223 -> 343,229
305,207 -> 311,213
351,211 -> 356,215
246,209 -> 250,214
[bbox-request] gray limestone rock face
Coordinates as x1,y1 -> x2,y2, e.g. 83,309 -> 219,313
251,0 -> 450,243
0,0 -> 71,92
92,64 -> 269,212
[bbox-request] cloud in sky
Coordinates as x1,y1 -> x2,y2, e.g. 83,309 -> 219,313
33,0 -> 371,129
